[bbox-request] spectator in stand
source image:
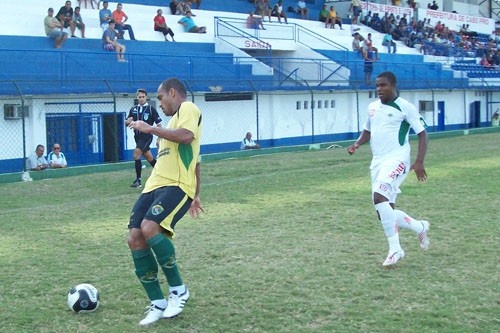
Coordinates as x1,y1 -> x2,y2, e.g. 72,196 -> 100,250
44,7 -> 68,48
361,11 -> 372,26
255,0 -> 271,22
392,0 -> 401,6
255,0 -> 272,22
383,31 -> 397,53
78,0 -> 96,9
492,111 -> 500,126
73,6 -> 86,38
349,0 -> 361,25
27,144 -> 49,171
170,0 -> 181,15
363,45 -> 378,85
364,33 -> 379,60
178,11 -> 206,33
183,0 -> 196,15
102,20 -> 127,62
429,1 -> 439,10
272,1 -> 288,24
352,33 -> 363,55
479,54 -> 492,69
407,0 -> 416,9
240,132 -> 260,150
113,3 -> 136,40
56,1 -> 77,38
192,0 -> 202,9
297,0 -> 309,20
318,5 -> 329,23
154,9 -> 175,41
99,1 -> 112,29
247,12 -> 265,30
48,143 -> 68,168
326,5 -> 343,29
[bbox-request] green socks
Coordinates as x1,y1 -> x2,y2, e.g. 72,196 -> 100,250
147,233 -> 183,287
131,248 -> 164,301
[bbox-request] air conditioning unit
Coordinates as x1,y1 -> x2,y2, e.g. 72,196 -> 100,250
4,104 -> 30,120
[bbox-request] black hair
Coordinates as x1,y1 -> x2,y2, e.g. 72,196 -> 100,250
377,71 -> 397,85
136,89 -> 147,96
161,78 -> 187,99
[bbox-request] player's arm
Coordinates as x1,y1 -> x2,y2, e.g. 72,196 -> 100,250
410,130 -> 428,182
347,129 -> 371,155
129,121 -> 193,144
189,162 -> 204,218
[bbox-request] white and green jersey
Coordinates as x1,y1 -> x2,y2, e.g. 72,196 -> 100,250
364,97 -> 427,167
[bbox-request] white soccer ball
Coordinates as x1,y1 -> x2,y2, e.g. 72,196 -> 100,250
67,283 -> 100,313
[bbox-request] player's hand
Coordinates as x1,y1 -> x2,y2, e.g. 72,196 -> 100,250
347,143 -> 359,155
128,120 -> 150,133
189,197 -> 204,218
410,160 -> 427,182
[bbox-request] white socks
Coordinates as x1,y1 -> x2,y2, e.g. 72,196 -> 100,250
375,202 -> 401,252
394,209 -> 424,234
152,299 -> 167,309
169,284 -> 186,295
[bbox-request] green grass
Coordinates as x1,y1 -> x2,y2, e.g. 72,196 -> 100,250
1,133 -> 499,333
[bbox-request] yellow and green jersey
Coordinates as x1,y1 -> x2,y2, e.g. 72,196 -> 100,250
143,101 -> 202,198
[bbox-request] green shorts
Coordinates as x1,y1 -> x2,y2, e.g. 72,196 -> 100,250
128,186 -> 192,237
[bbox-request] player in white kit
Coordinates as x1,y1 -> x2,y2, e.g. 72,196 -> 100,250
348,71 -> 430,267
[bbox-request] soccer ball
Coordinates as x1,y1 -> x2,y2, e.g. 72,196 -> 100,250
67,283 -> 100,313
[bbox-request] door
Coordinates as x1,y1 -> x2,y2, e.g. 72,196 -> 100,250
46,114 -> 103,165
437,101 -> 445,131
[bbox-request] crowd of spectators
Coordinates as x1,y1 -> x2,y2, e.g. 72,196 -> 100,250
362,9 -> 499,67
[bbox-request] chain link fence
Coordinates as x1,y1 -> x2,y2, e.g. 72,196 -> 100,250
1,79 -> 498,174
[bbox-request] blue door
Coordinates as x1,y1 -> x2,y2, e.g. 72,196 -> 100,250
46,114 -> 103,165
437,101 -> 445,131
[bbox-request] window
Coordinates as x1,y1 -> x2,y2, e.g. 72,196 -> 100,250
296,101 -> 301,110
419,100 -> 434,112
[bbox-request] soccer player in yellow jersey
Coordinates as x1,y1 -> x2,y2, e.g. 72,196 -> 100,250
127,78 -> 203,326
348,71 -> 430,267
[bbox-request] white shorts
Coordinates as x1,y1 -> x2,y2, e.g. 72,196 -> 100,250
370,159 -> 409,203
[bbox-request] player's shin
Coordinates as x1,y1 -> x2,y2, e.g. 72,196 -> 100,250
375,202 -> 401,252
394,209 -> 422,233
131,248 -> 165,301
147,233 -> 183,287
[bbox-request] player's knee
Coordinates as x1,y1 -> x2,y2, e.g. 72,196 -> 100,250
127,232 -> 147,250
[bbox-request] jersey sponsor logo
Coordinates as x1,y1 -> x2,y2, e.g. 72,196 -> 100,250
369,108 -> 376,117
157,147 -> 170,159
151,204 -> 164,216
389,162 -> 406,179
143,112 -> 149,121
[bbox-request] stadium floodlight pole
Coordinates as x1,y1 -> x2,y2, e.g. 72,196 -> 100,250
248,80 -> 260,143
104,80 -> 119,162
12,80 -> 27,172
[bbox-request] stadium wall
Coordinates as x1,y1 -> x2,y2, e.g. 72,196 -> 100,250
1,88 -> 498,173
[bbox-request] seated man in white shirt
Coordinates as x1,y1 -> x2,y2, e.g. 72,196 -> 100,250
240,132 -> 260,150
297,0 -> 309,20
47,143 -> 68,168
27,144 -> 49,171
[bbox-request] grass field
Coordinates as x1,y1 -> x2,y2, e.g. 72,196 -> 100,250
1,132 -> 499,333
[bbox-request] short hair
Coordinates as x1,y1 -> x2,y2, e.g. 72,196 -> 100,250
36,144 -> 45,151
75,6 -> 80,10
136,89 -> 147,96
377,71 -> 397,85
160,78 -> 187,99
